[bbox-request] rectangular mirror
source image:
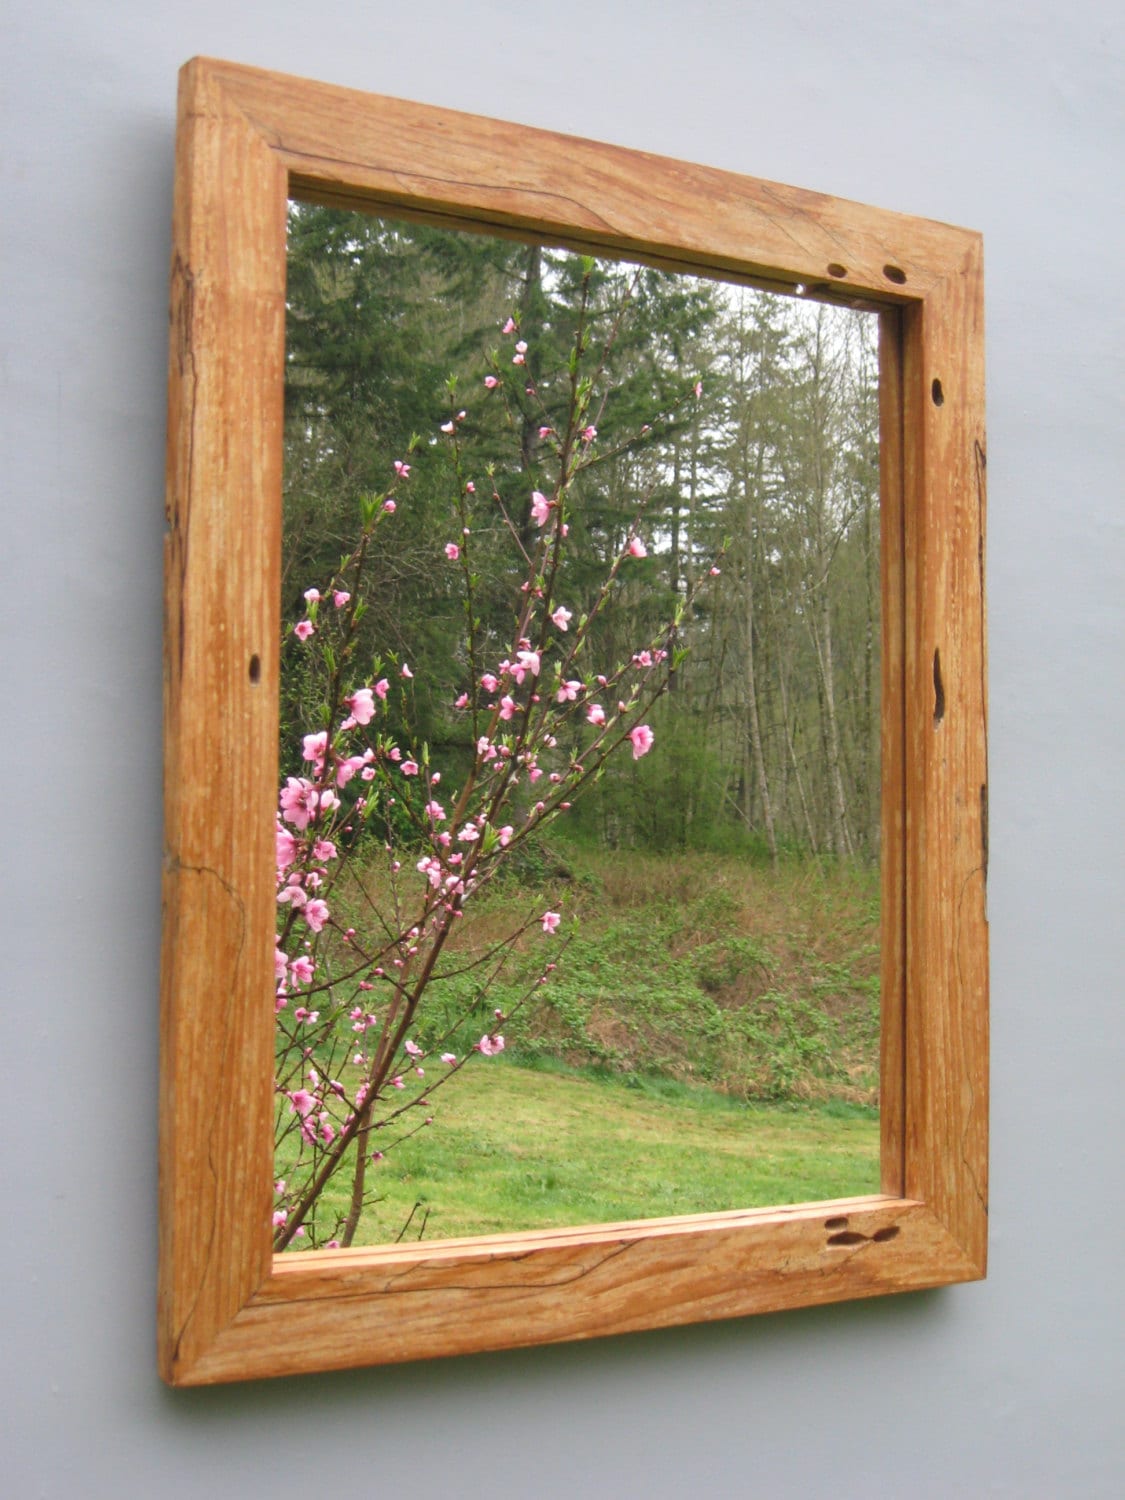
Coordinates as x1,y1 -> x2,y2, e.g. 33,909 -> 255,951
160,58 -> 988,1384
274,208 -> 883,1250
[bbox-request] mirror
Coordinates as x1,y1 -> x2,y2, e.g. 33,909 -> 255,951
273,207 -> 884,1250
160,58 -> 987,1384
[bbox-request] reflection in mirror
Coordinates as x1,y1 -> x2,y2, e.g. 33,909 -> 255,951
273,204 -> 881,1251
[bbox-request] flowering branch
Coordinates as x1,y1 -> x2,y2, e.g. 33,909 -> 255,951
272,283 -> 721,1250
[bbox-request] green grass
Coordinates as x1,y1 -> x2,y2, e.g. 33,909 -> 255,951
283,1056 -> 879,1247
282,844 -> 882,1249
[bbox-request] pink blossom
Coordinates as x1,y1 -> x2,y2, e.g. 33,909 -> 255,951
556,680 -> 581,703
541,911 -> 561,934
275,947 -> 289,981
276,827 -> 298,870
279,777 -> 318,830
336,755 -> 366,788
515,340 -> 528,355
457,823 -> 480,843
401,663 -> 413,679
391,1076 -> 405,1089
303,588 -> 321,604
347,687 -> 376,725
302,730 -> 327,764
502,317 -> 516,334
515,648 -> 541,679
478,1033 -> 506,1056
484,374 -> 499,389
627,536 -> 647,558
290,955 -> 315,985
401,759 -> 419,776
498,825 -> 514,847
629,724 -> 655,760
383,498 -> 396,513
455,692 -> 469,709
530,490 -> 551,526
632,650 -> 653,668
303,898 -> 330,932
294,620 -> 315,641
441,1052 -> 457,1065
513,352 -> 525,365
333,590 -> 351,609
424,800 -> 445,821
394,460 -> 411,478
581,425 -> 597,443
694,380 -> 703,397
444,542 -> 460,560
289,1089 -> 316,1117
440,421 -> 455,434
538,425 -> 554,439
480,672 -> 499,693
550,606 -> 572,631
272,1210 -> 288,1228
499,695 -> 516,721
465,481 -> 475,493
312,839 -> 336,863
710,565 -> 721,576
404,1039 -> 423,1058
372,678 -> 389,700
586,704 -> 606,726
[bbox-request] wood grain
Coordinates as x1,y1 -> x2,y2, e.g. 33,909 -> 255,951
159,60 -> 288,1380
878,309 -> 907,1198
160,57 -> 988,1385
901,240 -> 989,1267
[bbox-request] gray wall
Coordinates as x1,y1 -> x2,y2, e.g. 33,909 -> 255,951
4,3 -> 1122,1495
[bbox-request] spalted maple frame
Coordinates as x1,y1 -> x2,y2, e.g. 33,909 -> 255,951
160,57 -> 988,1386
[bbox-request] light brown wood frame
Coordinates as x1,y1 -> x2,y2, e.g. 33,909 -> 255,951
160,56 -> 988,1386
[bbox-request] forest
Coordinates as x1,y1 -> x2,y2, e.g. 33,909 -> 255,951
282,204 -> 881,866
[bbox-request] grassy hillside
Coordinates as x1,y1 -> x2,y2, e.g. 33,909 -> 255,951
282,843 -> 881,1247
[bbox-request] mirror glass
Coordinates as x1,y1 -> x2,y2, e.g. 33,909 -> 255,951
273,204 -> 881,1250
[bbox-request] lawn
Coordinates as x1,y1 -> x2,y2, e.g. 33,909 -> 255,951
283,1055 -> 880,1247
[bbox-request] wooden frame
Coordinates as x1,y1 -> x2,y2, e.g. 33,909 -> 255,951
160,56 -> 988,1386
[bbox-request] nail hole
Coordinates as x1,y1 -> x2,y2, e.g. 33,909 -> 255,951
827,1231 -> 867,1247
827,263 -> 847,278
872,1226 -> 900,1243
824,1216 -> 849,1230
933,648 -> 945,725
883,264 -> 907,285
249,654 -> 261,684
932,378 -> 945,406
